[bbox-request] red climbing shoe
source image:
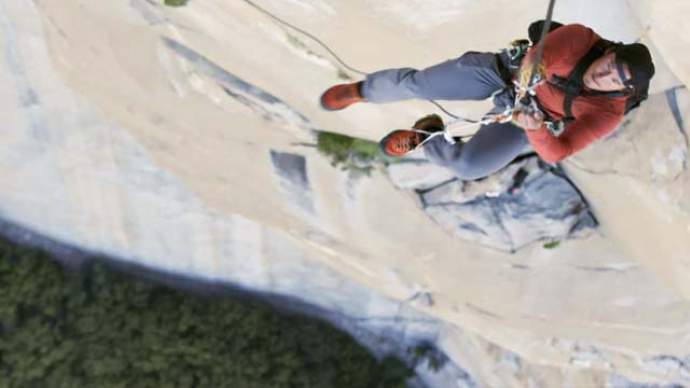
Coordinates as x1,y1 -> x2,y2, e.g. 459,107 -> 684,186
379,114 -> 445,156
320,82 -> 364,111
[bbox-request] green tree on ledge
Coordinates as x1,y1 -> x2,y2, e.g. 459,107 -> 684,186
316,131 -> 400,174
164,0 -> 188,7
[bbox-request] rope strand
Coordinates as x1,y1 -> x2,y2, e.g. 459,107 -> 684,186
242,0 -> 368,76
241,0 -> 476,123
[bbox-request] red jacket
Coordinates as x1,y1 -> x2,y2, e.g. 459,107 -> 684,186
522,24 -> 627,163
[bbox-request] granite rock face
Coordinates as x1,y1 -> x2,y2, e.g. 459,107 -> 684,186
386,160 -> 456,191
2,0 -> 690,387
388,157 -> 597,252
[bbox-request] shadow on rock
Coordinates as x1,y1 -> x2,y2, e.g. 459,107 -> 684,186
387,155 -> 597,252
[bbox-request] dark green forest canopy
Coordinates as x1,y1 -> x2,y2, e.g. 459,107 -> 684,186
0,239 -> 410,387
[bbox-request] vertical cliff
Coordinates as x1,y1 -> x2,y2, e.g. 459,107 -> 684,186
1,0 -> 689,385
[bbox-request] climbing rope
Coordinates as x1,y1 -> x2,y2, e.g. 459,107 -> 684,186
242,0 -> 367,77
241,0 -> 480,123
243,0 -> 558,139
524,0 -> 557,92
442,0 -> 558,141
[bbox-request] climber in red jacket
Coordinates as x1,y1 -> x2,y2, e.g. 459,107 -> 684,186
320,23 -> 656,180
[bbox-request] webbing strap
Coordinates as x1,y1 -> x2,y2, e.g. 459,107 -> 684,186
547,39 -> 623,122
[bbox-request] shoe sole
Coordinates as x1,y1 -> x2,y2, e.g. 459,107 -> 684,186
319,84 -> 364,111
379,125 -> 446,157
378,130 -> 410,156
320,89 -> 361,111
319,89 -> 341,111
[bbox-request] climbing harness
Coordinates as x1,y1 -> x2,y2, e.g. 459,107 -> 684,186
438,0 -> 558,142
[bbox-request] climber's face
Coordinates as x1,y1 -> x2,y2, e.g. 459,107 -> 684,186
583,52 -> 631,92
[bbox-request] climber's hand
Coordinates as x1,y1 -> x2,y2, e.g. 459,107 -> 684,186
515,111 -> 544,131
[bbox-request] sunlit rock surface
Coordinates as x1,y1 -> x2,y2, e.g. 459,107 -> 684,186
1,0 -> 690,386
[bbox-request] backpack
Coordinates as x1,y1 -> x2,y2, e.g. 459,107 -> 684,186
527,20 -> 649,118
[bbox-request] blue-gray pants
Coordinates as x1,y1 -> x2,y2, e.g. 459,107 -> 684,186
362,52 -> 531,180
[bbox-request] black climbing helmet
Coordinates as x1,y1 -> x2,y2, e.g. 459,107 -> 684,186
613,43 -> 655,92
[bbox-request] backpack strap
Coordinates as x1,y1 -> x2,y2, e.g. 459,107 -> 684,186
546,39 -> 620,124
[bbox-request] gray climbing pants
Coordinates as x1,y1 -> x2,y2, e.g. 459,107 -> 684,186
361,51 -> 532,180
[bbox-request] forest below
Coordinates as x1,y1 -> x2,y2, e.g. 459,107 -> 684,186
0,239 -> 410,387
